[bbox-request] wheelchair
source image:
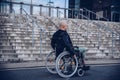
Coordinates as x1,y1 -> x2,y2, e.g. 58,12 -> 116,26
45,51 -> 57,74
45,46 -> 89,78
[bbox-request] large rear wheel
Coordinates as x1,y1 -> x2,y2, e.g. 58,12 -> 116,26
56,51 -> 78,78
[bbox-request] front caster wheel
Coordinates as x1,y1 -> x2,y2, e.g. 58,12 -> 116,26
77,68 -> 85,77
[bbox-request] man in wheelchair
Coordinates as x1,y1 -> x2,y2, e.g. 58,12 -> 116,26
51,21 -> 89,71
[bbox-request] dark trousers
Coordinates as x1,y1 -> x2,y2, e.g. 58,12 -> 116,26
56,48 -> 64,58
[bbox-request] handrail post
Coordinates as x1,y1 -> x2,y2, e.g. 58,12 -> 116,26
30,2 -> 33,15
88,10 -> 90,19
20,2 -> 23,14
111,12 -> 113,21
39,4 -> 43,16
40,29 -> 43,58
111,32 -> 114,57
119,13 -> 120,22
32,19 -> 34,47
9,0 -> 13,13
82,9 -> 84,19
0,2 -> 1,13
72,9 -> 74,18
48,6 -> 51,17
92,13 -> 94,20
64,8 -> 66,18
5,2 -> 7,13
56,7 -> 59,18
119,33 -> 120,44
77,9 -> 79,19
97,27 -> 100,49
78,9 -> 81,19
80,8 -> 83,19
11,9 -> 15,21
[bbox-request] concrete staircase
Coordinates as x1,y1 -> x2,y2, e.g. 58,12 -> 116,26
0,13 -> 17,62
33,15 -> 120,60
0,13 -> 120,64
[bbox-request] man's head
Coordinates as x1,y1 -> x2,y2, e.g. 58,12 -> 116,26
59,21 -> 67,31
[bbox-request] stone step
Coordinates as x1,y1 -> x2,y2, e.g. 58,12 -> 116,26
0,13 -> 9,16
0,23 -> 13,26
0,50 -> 16,53
0,49 -> 15,51
10,40 -> 46,43
0,19 -> 11,23
0,52 -> 40,55
0,40 -> 11,42
0,33 -> 10,36
0,14 -> 119,63
0,46 -> 13,49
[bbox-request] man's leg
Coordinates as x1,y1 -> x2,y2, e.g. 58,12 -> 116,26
55,48 -> 64,59
80,52 -> 90,70
80,52 -> 85,66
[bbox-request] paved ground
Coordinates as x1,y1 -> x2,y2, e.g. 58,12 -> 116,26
0,64 -> 120,80
0,59 -> 120,69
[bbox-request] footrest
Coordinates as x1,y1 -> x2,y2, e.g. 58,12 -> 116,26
82,66 -> 90,71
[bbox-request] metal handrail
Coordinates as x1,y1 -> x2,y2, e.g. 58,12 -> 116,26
75,13 -> 97,46
20,8 -> 45,31
10,8 -> 18,27
43,16 -> 58,29
11,8 -> 35,46
20,8 -> 45,56
78,11 -> 119,52
78,12 -> 115,33
79,8 -> 119,35
11,9 -> 15,19
83,8 -> 109,21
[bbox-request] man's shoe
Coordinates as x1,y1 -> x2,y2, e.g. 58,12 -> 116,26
82,66 -> 90,71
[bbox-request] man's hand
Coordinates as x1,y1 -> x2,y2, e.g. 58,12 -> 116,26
73,54 -> 76,57
70,53 -> 76,58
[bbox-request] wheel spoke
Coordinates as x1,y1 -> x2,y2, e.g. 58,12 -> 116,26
56,51 -> 78,78
46,51 -> 57,74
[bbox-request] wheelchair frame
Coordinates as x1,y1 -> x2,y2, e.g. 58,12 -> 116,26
45,48 -> 88,78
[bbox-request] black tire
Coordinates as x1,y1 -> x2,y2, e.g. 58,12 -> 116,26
45,51 -> 57,74
56,51 -> 78,78
77,68 -> 85,77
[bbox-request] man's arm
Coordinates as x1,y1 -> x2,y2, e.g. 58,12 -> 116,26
62,32 -> 75,55
51,37 -> 55,50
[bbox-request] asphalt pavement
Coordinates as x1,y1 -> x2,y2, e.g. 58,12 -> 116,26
0,64 -> 120,80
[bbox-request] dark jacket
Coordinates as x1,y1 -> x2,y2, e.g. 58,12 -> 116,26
51,30 -> 74,56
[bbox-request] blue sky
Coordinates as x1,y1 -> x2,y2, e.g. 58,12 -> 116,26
13,0 -> 68,8
12,0 -> 68,15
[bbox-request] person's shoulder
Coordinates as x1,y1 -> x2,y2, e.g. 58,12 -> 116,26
54,30 -> 67,36
53,30 -> 59,35
59,30 -> 67,36
54,30 -> 63,34
53,30 -> 60,37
